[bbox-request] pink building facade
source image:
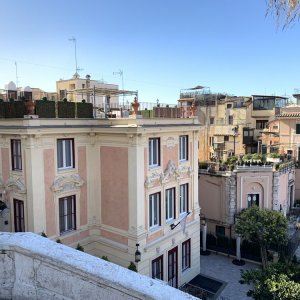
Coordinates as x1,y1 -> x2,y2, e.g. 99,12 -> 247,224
0,117 -> 200,288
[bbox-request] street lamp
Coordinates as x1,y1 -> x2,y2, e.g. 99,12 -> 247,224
135,243 -> 141,263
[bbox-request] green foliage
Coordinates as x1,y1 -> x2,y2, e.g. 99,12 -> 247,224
128,261 -> 137,272
235,206 -> 288,269
252,153 -> 262,160
76,102 -> 93,118
268,152 -> 280,158
101,256 -> 110,261
243,153 -> 253,161
15,101 -> 26,117
42,97 -> 48,101
58,101 -> 75,118
76,243 -> 84,252
35,100 -> 56,118
241,261 -> 300,299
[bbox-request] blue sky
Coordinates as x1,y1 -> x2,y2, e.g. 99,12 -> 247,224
1,0 -> 300,104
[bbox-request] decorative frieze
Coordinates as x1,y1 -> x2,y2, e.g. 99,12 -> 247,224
6,176 -> 27,194
51,174 -> 84,193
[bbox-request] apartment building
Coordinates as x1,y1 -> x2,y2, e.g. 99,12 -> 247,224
56,74 -> 120,109
178,88 -> 288,162
0,98 -> 200,288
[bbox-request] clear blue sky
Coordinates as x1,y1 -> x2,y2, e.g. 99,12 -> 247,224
1,0 -> 300,104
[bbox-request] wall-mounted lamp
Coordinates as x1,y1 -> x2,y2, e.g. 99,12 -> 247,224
135,244 -> 141,263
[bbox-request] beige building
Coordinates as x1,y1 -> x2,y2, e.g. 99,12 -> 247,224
56,74 -> 120,109
178,88 -> 288,162
198,163 -> 296,237
0,106 -> 200,288
260,105 -> 300,160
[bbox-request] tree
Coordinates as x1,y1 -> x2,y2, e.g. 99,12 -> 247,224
267,0 -> 300,26
240,261 -> 300,299
235,206 -> 288,269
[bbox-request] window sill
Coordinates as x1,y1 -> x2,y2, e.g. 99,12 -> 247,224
59,229 -> 77,237
182,267 -> 191,273
149,225 -> 161,233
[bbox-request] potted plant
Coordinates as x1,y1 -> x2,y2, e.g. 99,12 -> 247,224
267,153 -> 281,163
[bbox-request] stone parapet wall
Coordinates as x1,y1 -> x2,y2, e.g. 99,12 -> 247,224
0,232 -> 196,300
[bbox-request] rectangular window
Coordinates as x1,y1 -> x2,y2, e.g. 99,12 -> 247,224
152,255 -> 163,280
228,115 -> 233,125
179,135 -> 188,161
210,117 -> 214,125
14,199 -> 25,232
57,139 -> 74,169
149,193 -> 161,229
256,120 -> 268,130
165,188 -> 175,221
247,194 -> 259,207
59,195 -> 76,234
179,183 -> 188,214
216,225 -> 225,236
149,138 -> 160,167
182,239 -> 191,271
227,103 -> 232,109
168,247 -> 178,288
11,139 -> 22,171
296,124 -> 300,134
224,135 -> 229,142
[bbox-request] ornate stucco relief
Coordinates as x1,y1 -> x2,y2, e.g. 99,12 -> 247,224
144,160 -> 192,188
6,176 -> 27,194
51,173 -> 84,193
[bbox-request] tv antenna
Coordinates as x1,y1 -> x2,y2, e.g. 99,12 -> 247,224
68,37 -> 82,77
113,69 -> 124,107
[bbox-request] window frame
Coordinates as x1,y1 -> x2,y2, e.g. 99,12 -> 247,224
182,239 -> 191,272
179,183 -> 188,215
149,138 -> 160,167
57,138 -> 75,170
149,192 -> 161,229
216,225 -> 225,237
59,195 -> 76,234
296,124 -> 300,134
165,188 -> 176,222
179,135 -> 188,161
14,199 -> 25,232
247,193 -> 259,208
11,139 -> 22,171
152,255 -> 164,280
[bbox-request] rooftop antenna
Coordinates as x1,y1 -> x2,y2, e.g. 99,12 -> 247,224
68,37 -> 80,78
15,61 -> 19,99
113,69 -> 124,107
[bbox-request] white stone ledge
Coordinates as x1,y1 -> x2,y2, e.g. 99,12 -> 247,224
0,232 -> 197,300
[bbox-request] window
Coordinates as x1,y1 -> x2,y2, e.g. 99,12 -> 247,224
14,199 -> 25,232
179,135 -> 188,161
59,195 -> 76,234
182,239 -> 191,271
228,115 -> 233,125
210,117 -> 214,125
224,135 -> 229,142
216,225 -> 225,236
149,192 -> 161,229
168,247 -> 178,288
166,188 -> 175,221
149,138 -> 160,167
11,139 -> 22,171
247,194 -> 259,207
179,183 -> 188,214
296,124 -> 300,134
227,103 -> 232,109
152,255 -> 163,280
57,139 -> 74,169
256,120 -> 268,130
